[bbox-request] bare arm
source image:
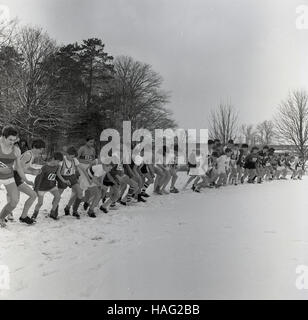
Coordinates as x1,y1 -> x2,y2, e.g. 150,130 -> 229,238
77,147 -> 84,160
20,152 -> 41,175
106,172 -> 118,185
124,164 -> 134,177
77,164 -> 91,184
56,166 -> 70,185
14,148 -> 33,186
148,164 -> 155,176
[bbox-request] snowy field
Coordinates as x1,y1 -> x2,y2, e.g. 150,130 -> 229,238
1,173 -> 308,300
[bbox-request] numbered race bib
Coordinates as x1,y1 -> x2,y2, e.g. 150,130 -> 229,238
47,173 -> 57,181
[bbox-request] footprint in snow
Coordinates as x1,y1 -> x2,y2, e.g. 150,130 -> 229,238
107,239 -> 118,244
91,236 -> 103,241
42,270 -> 58,277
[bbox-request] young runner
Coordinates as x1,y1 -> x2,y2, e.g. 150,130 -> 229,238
183,149 -> 199,190
32,152 -> 63,220
57,146 -> 91,219
77,137 -> 96,163
216,148 -> 232,187
99,161 -> 122,213
79,158 -> 112,216
244,146 -> 259,183
12,139 -> 46,224
77,137 -> 96,210
238,144 -> 249,183
153,147 -> 171,195
192,151 -> 210,192
229,144 -> 240,185
0,126 -> 33,227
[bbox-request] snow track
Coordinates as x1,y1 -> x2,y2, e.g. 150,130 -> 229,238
1,174 -> 308,299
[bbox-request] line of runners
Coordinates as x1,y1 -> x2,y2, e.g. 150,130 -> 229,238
184,139 -> 305,192
0,126 -> 305,227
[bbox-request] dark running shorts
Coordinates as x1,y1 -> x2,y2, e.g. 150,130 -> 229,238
13,171 -> 23,187
57,174 -> 79,189
123,164 -> 132,177
140,164 -> 148,174
244,163 -> 257,170
103,176 -> 115,187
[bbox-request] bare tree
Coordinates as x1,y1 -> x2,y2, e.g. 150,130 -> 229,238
255,120 -> 275,145
0,13 -> 18,123
10,26 -> 63,140
112,56 -> 174,132
0,8 -> 18,47
274,90 -> 308,157
240,124 -> 256,145
209,103 -> 238,144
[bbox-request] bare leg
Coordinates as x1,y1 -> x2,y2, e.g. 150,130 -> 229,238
50,188 -> 61,211
88,186 -> 101,211
170,168 -> 178,189
18,183 -> 37,218
161,169 -> 171,193
34,193 -> 44,213
0,182 -> 19,224
183,175 -> 197,189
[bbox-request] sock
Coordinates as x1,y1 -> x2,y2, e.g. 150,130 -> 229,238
103,197 -> 110,204
0,199 -> 17,218
126,187 -> 134,201
0,206 -> 13,220
73,198 -> 82,213
50,209 -> 57,218
141,183 -> 149,193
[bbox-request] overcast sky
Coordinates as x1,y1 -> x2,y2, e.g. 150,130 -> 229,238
3,0 -> 308,130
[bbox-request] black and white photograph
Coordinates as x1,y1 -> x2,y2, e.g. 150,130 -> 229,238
1,0 -> 308,303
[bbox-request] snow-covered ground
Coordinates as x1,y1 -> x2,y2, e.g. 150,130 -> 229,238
1,173 -> 308,299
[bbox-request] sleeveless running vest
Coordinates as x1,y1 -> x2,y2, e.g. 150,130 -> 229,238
20,150 -> 34,169
60,157 -> 78,176
0,143 -> 17,179
79,146 -> 96,163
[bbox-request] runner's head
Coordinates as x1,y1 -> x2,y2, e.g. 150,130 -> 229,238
224,148 -> 232,156
211,151 -> 219,162
86,137 -> 95,148
1,126 -> 19,147
19,138 -> 29,149
251,146 -> 259,154
31,139 -> 46,156
241,144 -> 249,153
48,151 -> 63,165
227,139 -> 234,147
66,146 -> 78,160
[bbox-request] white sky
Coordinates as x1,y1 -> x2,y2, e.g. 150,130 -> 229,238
3,0 -> 308,130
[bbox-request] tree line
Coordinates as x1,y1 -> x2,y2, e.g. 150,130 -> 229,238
208,90 -> 308,157
0,18 -> 307,157
0,21 -> 176,154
